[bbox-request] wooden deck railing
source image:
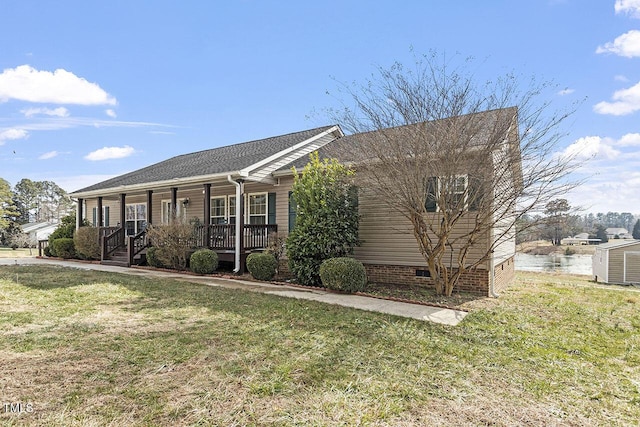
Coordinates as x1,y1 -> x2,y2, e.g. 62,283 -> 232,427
102,227 -> 125,258
128,230 -> 149,266
193,224 -> 277,250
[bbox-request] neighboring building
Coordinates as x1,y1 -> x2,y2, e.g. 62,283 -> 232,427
561,232 -> 601,245
20,221 -> 58,242
592,240 -> 640,285
69,108 -> 520,296
606,228 -> 631,240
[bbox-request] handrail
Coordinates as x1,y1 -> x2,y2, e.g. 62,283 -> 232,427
102,227 -> 125,259
128,230 -> 148,266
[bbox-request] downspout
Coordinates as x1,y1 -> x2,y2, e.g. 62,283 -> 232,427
228,175 -> 242,273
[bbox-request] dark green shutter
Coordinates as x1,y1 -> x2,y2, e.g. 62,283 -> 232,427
469,175 -> 483,211
288,191 -> 297,231
268,193 -> 277,224
104,207 -> 110,226
92,208 -> 97,226
425,177 -> 438,212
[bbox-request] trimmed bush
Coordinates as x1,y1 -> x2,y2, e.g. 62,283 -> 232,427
43,246 -> 52,257
51,238 -> 76,259
146,246 -> 164,268
190,249 -> 218,274
246,252 -> 277,281
320,257 -> 367,293
74,226 -> 101,260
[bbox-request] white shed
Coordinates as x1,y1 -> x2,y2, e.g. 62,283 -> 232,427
592,240 -> 640,285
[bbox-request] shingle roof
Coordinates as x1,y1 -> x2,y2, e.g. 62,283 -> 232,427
279,107 -> 519,172
71,125 -> 336,194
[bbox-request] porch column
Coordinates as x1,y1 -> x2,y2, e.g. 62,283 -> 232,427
76,198 -> 83,230
146,190 -> 153,225
203,184 -> 211,247
119,193 -> 126,228
171,187 -> 178,220
97,197 -> 103,228
238,180 -> 245,274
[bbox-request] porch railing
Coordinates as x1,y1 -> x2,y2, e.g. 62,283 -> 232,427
128,230 -> 148,266
102,227 -> 125,258
193,224 -> 277,250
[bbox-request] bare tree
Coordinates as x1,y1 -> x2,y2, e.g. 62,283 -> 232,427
329,53 -> 581,296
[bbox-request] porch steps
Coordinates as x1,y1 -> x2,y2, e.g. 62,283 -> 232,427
101,249 -> 146,267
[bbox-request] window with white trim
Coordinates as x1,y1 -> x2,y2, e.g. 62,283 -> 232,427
161,200 -> 186,224
210,196 -> 227,224
126,203 -> 146,236
92,206 -> 110,227
426,174 -> 481,212
248,193 -> 267,224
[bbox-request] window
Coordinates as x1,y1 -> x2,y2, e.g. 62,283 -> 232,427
425,175 -> 481,212
126,203 -> 146,236
92,206 -> 110,227
161,200 -> 186,224
229,196 -> 236,224
248,193 -> 267,224
210,197 -> 226,224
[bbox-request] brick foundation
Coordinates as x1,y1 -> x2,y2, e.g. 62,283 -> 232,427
276,256 -> 516,297
493,256 -> 515,294
364,263 -> 490,296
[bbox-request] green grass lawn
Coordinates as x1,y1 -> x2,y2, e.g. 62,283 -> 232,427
1,266 -> 638,426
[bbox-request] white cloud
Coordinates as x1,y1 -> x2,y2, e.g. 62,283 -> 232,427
85,145 -> 135,161
617,132 -> 640,146
615,74 -> 630,82
0,65 -> 117,105
615,0 -> 640,18
593,81 -> 640,115
560,136 -> 620,161
21,107 -> 70,117
0,128 -> 28,144
38,151 -> 59,160
557,88 -> 575,96
596,30 -> 640,57
105,109 -> 117,118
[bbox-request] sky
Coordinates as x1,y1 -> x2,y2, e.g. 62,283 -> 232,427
1,0 -> 639,214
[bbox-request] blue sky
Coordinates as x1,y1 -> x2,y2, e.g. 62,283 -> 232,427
1,0 -> 639,214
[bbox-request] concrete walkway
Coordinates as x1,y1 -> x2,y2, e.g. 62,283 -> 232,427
0,257 -> 468,326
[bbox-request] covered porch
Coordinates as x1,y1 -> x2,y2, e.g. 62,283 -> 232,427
97,223 -> 278,268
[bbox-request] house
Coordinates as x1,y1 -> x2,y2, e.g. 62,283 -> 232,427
606,227 -> 631,240
69,109 -> 519,296
20,221 -> 58,242
592,240 -> 640,285
561,232 -> 601,245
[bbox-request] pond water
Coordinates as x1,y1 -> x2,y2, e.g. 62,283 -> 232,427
515,252 -> 593,276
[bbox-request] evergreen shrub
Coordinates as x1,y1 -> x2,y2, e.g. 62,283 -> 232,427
319,257 -> 367,293
190,249 -> 218,274
246,252 -> 277,281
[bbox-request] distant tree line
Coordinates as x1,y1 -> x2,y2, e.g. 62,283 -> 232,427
516,198 -> 639,245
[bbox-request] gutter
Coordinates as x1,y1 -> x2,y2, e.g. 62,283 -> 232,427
227,175 -> 242,273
